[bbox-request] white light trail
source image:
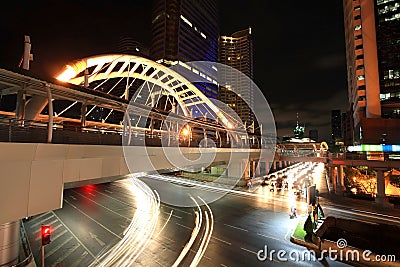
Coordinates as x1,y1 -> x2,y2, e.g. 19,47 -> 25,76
89,177 -> 160,267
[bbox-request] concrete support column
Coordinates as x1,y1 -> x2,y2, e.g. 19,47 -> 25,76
375,169 -> 390,206
332,166 -> 337,193
255,161 -> 261,176
15,90 -> 26,124
227,159 -> 248,179
80,103 -> 87,128
0,221 -> 20,266
337,165 -> 344,193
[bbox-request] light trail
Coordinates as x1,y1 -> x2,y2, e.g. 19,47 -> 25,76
89,176 -> 160,267
190,197 -> 214,267
171,197 -> 202,267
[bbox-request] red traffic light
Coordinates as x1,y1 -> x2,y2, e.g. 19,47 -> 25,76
41,225 -> 51,246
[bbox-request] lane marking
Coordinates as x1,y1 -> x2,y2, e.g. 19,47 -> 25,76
51,211 -> 96,260
64,199 -> 122,240
70,251 -> 89,267
54,243 -> 80,264
45,236 -> 74,259
89,232 -> 105,246
257,233 -> 282,243
240,247 -> 257,255
30,214 -> 55,229
176,222 -> 192,230
32,219 -> 58,234
221,264 -> 228,267
212,236 -> 231,245
224,223 -> 248,232
27,212 -> 52,224
104,189 -> 113,194
72,190 -> 132,221
36,228 -> 67,242
189,248 -> 211,260
161,210 -> 182,219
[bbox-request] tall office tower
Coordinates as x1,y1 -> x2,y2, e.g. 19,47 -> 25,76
343,0 -> 400,144
331,109 -> 343,143
150,0 -> 219,99
117,37 -> 149,57
218,27 -> 254,129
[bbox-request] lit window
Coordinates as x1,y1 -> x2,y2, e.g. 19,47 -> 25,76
354,25 -> 362,31
380,93 -> 390,101
180,15 -> 192,27
357,75 -> 365,80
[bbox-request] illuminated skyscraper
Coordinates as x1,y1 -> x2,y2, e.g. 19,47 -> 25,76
218,27 -> 254,129
343,0 -> 400,144
150,0 -> 219,99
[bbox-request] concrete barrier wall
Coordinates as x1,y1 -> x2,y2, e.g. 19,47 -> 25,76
0,142 -> 263,224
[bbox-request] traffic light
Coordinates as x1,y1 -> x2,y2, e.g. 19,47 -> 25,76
41,225 -> 51,246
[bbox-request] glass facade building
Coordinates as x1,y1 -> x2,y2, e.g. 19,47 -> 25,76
150,0 -> 219,99
218,28 -> 254,129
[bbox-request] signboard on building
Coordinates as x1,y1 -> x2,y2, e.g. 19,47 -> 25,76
366,152 -> 384,161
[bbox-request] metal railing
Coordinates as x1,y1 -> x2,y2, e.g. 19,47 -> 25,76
0,117 -> 267,149
12,221 -> 34,267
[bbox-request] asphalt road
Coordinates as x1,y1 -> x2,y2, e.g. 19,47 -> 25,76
23,166 -> 399,267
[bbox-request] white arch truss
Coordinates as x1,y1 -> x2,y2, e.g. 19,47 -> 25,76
56,54 -> 234,129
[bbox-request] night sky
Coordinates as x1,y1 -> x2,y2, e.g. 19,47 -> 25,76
0,1 -> 348,141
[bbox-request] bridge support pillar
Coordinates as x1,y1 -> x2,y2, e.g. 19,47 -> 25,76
331,166 -> 337,194
15,90 -> 26,124
375,168 -> 391,206
336,165 -> 344,194
0,220 -> 20,266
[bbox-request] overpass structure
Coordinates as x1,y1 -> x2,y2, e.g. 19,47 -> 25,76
0,54 -> 280,265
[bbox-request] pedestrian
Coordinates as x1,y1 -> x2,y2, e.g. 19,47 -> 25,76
290,206 -> 297,218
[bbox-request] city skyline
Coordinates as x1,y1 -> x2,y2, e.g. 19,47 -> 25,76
0,1 -> 348,141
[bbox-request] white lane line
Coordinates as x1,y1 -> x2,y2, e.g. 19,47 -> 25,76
104,189 -> 113,194
32,219 -> 58,234
224,223 -> 248,232
161,235 -> 175,243
189,248 -> 211,260
88,192 -> 96,197
51,211 -> 96,260
70,251 -> 89,267
173,209 -> 193,215
30,214 -> 55,229
54,243 -> 80,263
36,228 -> 67,242
27,212 -> 52,224
162,210 -> 182,219
220,264 -> 228,267
34,223 -> 63,240
92,188 -> 135,207
64,199 -> 122,240
45,236 -> 74,259
176,222 -> 192,230
72,190 -> 132,221
240,247 -> 257,255
257,233 -> 282,243
70,195 -> 77,200
212,236 -> 231,245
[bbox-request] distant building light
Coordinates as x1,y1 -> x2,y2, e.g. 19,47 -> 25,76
180,15 -> 193,27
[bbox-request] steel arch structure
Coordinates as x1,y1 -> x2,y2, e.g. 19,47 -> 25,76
56,54 -> 234,129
